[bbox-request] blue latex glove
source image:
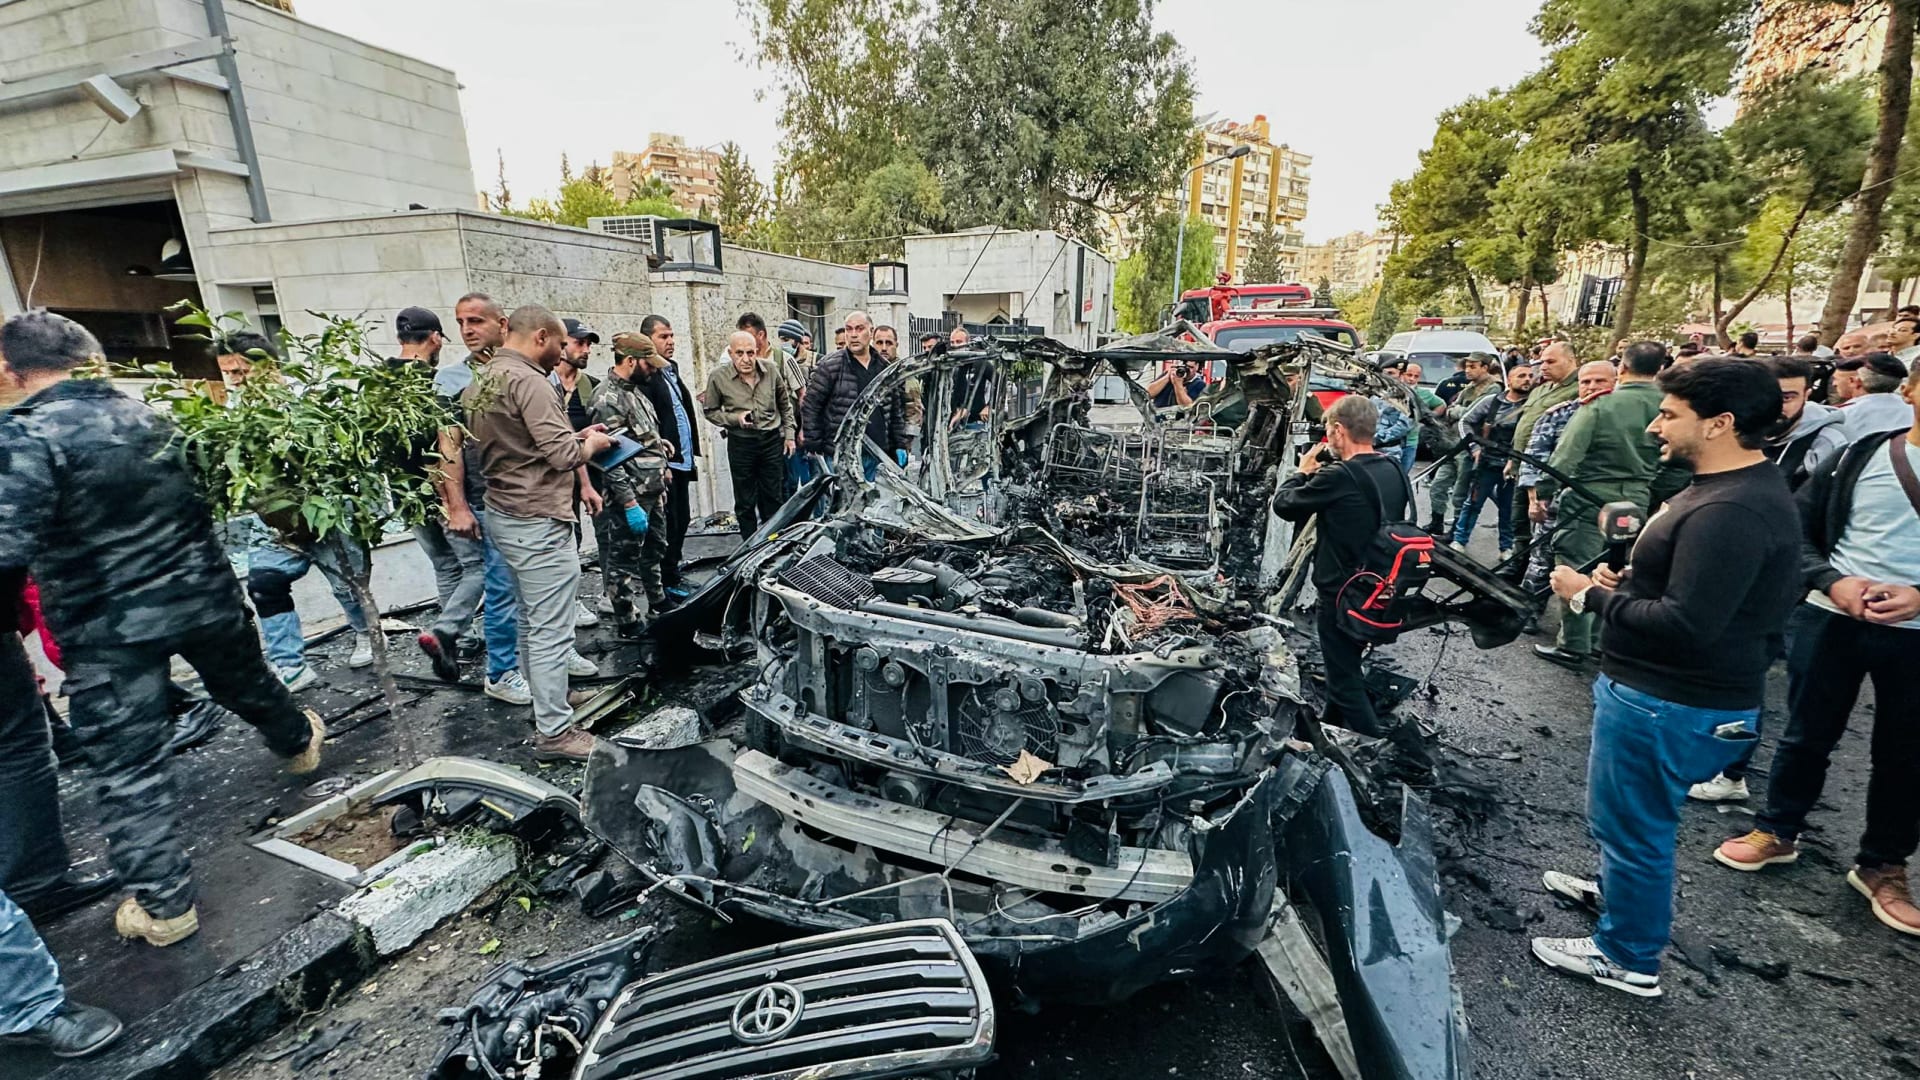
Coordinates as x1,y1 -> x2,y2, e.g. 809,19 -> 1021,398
624,505 -> 650,535
895,449 -> 909,468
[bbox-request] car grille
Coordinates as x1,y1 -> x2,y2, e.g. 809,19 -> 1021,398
776,555 -> 876,609
574,919 -> 994,1080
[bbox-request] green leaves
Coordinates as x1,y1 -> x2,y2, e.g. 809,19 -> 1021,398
137,303 -> 445,553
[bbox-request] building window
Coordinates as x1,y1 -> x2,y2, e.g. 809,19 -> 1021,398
788,294 -> 830,351
253,285 -> 284,342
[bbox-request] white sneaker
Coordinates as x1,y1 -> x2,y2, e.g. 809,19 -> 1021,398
575,601 -> 600,628
1498,548 -> 1513,561
348,632 -> 375,669
1449,541 -> 1467,552
1688,773 -> 1749,802
279,664 -> 318,693
1529,935 -> 1660,997
595,594 -> 615,616
484,670 -> 533,706
565,648 -> 599,677
1542,869 -> 1602,911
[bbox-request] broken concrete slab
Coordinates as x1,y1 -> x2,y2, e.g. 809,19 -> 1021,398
613,705 -> 703,749
335,837 -> 517,956
44,912 -> 373,1080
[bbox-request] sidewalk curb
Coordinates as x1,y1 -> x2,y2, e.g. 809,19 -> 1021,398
47,912 -> 375,1080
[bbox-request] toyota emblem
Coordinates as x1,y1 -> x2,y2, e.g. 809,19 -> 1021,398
730,982 -> 805,1044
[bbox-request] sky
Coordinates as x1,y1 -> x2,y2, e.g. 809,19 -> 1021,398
297,0 -> 1548,244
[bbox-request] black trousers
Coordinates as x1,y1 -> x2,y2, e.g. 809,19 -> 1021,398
663,472 -> 692,586
727,430 -> 787,538
1757,607 -> 1920,868
1504,483 -> 1534,576
1316,595 -> 1385,737
0,633 -> 70,899
64,612 -> 310,918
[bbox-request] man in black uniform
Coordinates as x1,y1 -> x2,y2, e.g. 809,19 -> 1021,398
0,311 -> 325,948
1271,395 -> 1424,758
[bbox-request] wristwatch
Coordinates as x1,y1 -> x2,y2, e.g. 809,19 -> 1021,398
1568,586 -> 1593,615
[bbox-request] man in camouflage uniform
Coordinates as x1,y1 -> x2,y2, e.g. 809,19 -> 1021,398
0,311 -> 325,948
591,334 -> 674,635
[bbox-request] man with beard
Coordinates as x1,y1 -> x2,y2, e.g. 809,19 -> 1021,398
1533,359 -> 1799,997
437,294 -> 527,705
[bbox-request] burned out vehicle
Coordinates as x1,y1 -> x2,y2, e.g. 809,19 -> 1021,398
584,329 -> 1530,1079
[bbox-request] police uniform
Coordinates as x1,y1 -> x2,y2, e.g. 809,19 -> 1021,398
0,379 -> 312,921
590,335 -> 674,633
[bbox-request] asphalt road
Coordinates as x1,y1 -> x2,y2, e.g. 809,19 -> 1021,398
55,544 -> 1905,1080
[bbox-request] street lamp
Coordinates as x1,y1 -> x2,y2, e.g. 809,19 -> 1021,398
1172,143 -> 1253,311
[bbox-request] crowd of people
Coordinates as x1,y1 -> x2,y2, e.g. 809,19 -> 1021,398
3,295 -> 1916,1053
1374,328 -> 1920,998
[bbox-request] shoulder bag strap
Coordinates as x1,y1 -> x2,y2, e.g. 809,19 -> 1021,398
1886,433 -> 1920,518
1345,456 -> 1393,528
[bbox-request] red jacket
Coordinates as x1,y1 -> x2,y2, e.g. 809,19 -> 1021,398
17,579 -> 62,671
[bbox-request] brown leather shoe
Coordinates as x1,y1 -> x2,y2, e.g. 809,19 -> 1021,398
286,709 -> 326,776
566,688 -> 600,709
531,726 -> 596,762
1849,865 -> 1920,937
1714,830 -> 1798,871
113,897 -> 199,946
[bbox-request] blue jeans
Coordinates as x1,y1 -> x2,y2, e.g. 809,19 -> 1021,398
1399,443 -> 1418,475
1451,467 -> 1515,550
0,889 -> 63,1035
476,511 -> 520,681
1587,674 -> 1759,974
248,542 -> 369,671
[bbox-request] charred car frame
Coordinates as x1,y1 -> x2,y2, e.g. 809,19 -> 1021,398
581,328 -> 1528,1080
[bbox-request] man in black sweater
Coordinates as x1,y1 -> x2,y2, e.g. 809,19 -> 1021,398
1272,395 -> 1423,757
1532,359 -> 1802,998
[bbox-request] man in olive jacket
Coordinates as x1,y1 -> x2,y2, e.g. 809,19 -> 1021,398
1535,342 -> 1669,665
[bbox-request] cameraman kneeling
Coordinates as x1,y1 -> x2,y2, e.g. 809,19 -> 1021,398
1272,395 -> 1425,760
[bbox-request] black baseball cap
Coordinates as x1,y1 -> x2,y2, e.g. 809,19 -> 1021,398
1856,351 -> 1909,381
395,306 -> 442,336
563,318 -> 599,343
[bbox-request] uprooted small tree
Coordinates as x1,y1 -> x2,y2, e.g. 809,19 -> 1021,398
140,302 -> 449,763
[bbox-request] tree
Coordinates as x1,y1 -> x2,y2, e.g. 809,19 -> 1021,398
1716,71 -> 1875,342
1115,210 -> 1214,332
1333,282 -> 1379,329
142,304 -> 447,763
499,170 -> 682,229
1382,93 -> 1521,314
911,0 -> 1196,242
739,0 -> 921,207
843,158 -> 946,259
1242,224 -> 1284,283
1819,0 -> 1917,343
1512,0 -> 1752,338
714,142 -> 767,242
1313,276 -> 1334,308
491,148 -> 512,212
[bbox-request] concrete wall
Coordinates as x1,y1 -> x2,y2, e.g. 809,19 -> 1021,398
904,229 -> 1115,348
153,0 -> 475,229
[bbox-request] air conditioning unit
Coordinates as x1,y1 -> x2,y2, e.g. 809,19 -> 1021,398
579,214 -> 664,249
585,216 -> 723,273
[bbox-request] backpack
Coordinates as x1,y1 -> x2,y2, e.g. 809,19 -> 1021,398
1332,460 -> 1434,644
1371,398 -> 1413,448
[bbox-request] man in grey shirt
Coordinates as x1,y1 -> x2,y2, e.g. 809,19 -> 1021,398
1838,352 -> 1912,439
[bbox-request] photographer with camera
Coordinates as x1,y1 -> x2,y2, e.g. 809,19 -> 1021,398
1531,359 -> 1801,998
1272,395 -> 1431,765
1148,360 -> 1207,410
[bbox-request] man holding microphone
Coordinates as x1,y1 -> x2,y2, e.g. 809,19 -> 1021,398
1532,359 -> 1802,998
